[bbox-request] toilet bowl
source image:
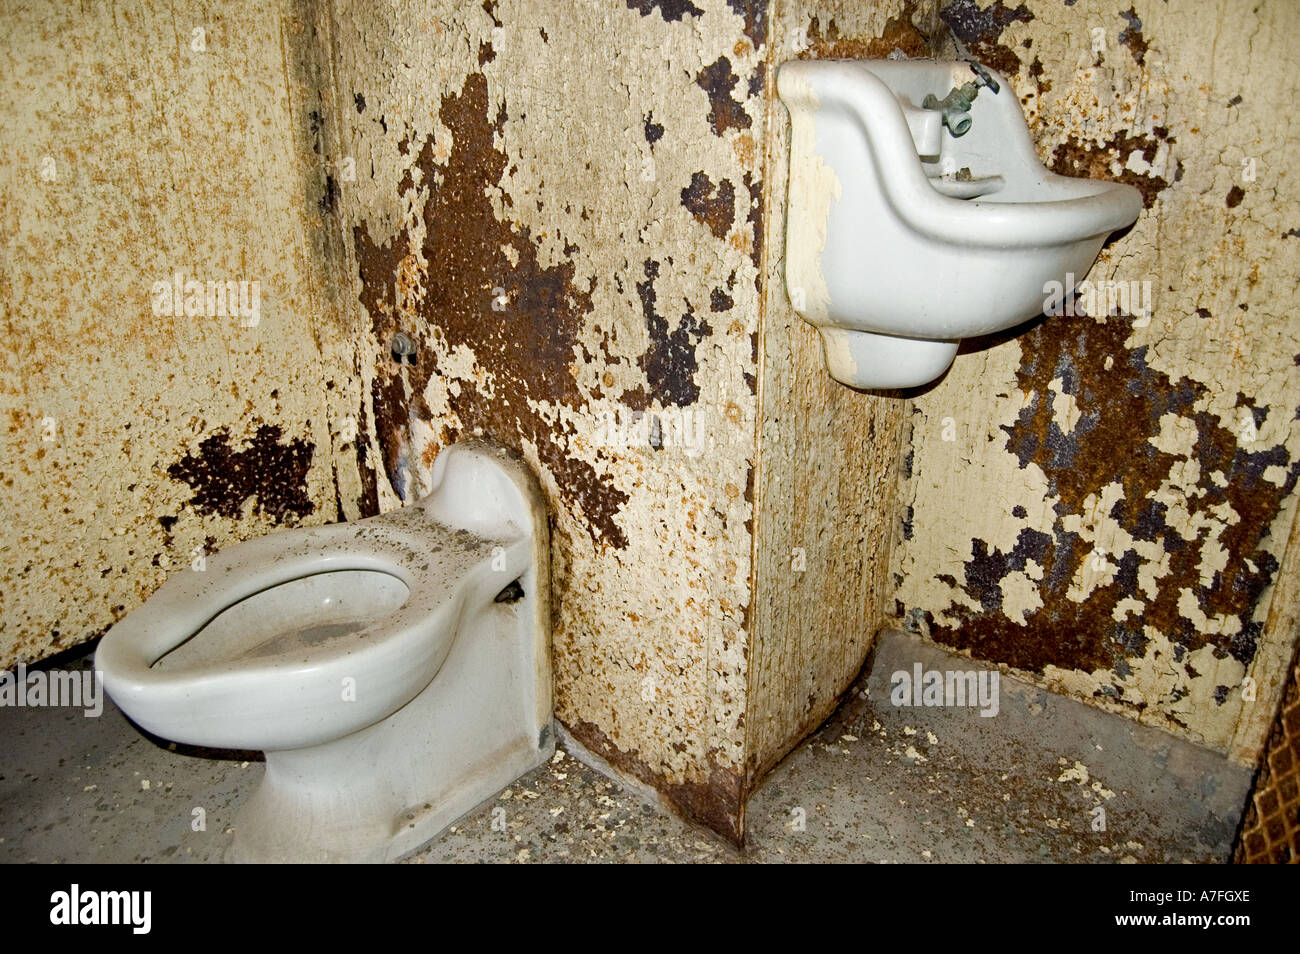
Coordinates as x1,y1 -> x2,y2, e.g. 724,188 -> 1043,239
778,58 -> 1144,389
95,439 -> 552,863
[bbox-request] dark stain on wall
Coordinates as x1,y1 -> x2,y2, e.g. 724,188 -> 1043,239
681,171 -> 736,240
927,311 -> 1300,714
632,259 -> 711,408
696,56 -> 751,136
370,373 -> 412,501
168,424 -> 316,524
319,173 -> 339,216
351,72 -> 630,548
799,9 -> 930,61
1027,55 -> 1051,93
1118,7 -> 1148,66
727,0 -> 767,48
743,170 -> 763,272
625,0 -> 702,23
354,360 -> 381,518
307,108 -> 325,156
643,112 -> 664,144
568,718 -> 746,845
939,0 -> 1033,78
1050,127 -> 1176,210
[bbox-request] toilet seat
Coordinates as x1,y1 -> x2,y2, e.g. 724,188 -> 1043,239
96,508 -> 532,752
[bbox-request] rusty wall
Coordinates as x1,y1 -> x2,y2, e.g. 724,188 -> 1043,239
11,0 -> 1287,846
0,0 -> 918,844
314,0 -> 767,840
744,0 -> 937,784
0,0 -> 363,668
894,0 -> 1300,762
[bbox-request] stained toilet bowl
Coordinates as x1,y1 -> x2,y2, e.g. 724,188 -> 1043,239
97,515 -> 519,751
95,439 -> 553,862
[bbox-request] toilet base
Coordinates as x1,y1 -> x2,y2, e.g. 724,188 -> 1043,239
226,726 -> 554,864
225,542 -> 552,862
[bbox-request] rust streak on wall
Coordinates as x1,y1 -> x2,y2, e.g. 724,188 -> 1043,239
568,719 -> 745,845
929,311 -> 1299,689
351,72 -> 630,548
897,0 -> 1300,758
1049,127 -> 1177,210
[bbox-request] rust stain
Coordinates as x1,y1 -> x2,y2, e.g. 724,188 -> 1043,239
1027,55 -> 1051,94
696,56 -> 751,137
643,112 -> 664,144
798,7 -> 930,61
732,131 -> 755,165
567,719 -> 745,846
1118,7 -> 1149,67
928,311 -> 1300,700
354,365 -> 381,518
726,0 -> 767,48
1050,127 -> 1177,210
743,170 -> 762,274
167,424 -> 316,524
938,0 -> 1033,79
680,170 -> 736,240
624,0 -> 702,23
351,72 -> 629,547
624,259 -> 711,408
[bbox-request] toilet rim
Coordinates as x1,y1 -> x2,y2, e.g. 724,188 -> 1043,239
94,516 -> 531,693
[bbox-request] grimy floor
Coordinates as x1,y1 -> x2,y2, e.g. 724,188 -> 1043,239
0,631 -> 1251,863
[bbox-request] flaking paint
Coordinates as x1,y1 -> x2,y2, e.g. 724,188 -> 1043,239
895,0 -> 1300,761
9,0 -> 1297,842
319,0 -> 765,839
0,0 -> 363,667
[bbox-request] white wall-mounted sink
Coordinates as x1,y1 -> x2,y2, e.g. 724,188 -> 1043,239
778,59 -> 1143,390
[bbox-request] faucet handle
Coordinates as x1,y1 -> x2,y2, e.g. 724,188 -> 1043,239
950,34 -> 1000,94
965,59 -> 1000,94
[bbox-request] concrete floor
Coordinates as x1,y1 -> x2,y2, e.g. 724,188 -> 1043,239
0,630 -> 1252,863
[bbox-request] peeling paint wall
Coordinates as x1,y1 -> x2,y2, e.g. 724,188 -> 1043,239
0,0 -> 362,668
316,0 -> 925,839
2,0 -> 908,844
745,0 -> 934,784
11,0 -> 1287,847
315,0 -> 767,840
895,0 -> 1300,764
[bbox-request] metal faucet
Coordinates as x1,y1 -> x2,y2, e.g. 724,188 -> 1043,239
924,38 -> 1000,138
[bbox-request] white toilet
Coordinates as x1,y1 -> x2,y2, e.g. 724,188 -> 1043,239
95,439 -> 552,863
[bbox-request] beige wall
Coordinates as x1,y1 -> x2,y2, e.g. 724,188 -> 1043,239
745,0 -> 931,786
0,0 -> 364,666
291,0 -> 910,838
